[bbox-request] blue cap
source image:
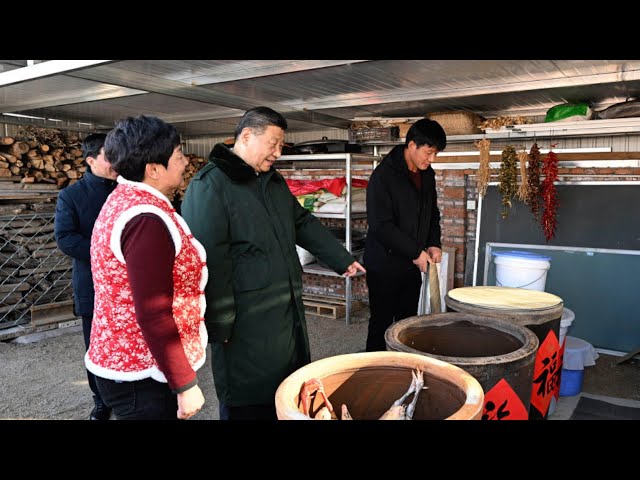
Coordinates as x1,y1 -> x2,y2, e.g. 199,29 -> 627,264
493,250 -> 551,262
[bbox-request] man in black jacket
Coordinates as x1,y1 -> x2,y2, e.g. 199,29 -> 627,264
54,133 -> 117,420
363,119 -> 446,351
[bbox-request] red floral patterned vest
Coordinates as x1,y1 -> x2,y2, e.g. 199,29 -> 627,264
85,178 -> 208,383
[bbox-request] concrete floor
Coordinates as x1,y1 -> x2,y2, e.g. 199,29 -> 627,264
3,309 -> 637,420
549,392 -> 640,420
581,352 -> 640,401
548,353 -> 640,420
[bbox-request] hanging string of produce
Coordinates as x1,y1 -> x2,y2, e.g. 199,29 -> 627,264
517,150 -> 530,202
540,144 -> 559,242
475,138 -> 491,198
498,145 -> 518,219
526,143 -> 542,220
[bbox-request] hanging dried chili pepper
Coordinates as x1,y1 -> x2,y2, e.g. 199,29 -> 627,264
527,143 -> 542,220
498,145 -> 518,219
540,146 -> 559,242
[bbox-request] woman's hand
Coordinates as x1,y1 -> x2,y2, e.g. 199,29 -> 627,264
177,384 -> 205,419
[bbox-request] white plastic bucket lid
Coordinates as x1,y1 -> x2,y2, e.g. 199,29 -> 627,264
494,250 -> 551,269
493,250 -> 551,262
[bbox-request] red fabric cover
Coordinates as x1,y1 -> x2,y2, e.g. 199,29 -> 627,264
285,177 -> 368,196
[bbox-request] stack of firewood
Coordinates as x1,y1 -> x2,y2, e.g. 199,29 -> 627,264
171,153 -> 207,202
0,126 -> 207,192
0,126 -> 85,188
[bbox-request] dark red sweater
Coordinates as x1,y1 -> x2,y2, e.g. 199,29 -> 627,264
121,214 -> 197,393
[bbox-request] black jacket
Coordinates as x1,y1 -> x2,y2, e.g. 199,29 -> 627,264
363,145 -> 441,275
54,171 -> 117,316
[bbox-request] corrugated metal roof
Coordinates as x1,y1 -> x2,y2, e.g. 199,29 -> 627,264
1,60 -> 639,137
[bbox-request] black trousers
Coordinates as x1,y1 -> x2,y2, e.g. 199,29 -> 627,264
365,268 -> 422,352
82,315 -> 102,401
95,377 -> 179,420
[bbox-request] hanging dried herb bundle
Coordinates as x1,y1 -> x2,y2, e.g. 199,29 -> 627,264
498,145 -> 518,219
526,143 -> 542,219
517,150 -> 530,202
540,148 -> 559,242
474,138 -> 491,197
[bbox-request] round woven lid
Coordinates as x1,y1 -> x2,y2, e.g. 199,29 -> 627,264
447,286 -> 562,310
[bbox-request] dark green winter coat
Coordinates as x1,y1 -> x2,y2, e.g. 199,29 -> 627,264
181,143 -> 355,406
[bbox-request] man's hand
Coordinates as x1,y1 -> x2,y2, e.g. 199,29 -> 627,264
177,384 -> 205,420
425,246 -> 442,264
412,250 -> 429,273
414,247 -> 442,273
343,261 -> 366,277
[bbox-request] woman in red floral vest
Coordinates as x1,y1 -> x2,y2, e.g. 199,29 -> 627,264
86,115 -> 208,420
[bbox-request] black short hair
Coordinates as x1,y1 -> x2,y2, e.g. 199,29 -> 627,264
234,106 -> 288,139
105,115 -> 181,182
82,133 -> 107,165
406,118 -> 447,151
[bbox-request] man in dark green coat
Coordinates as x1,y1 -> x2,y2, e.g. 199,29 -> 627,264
181,107 -> 365,420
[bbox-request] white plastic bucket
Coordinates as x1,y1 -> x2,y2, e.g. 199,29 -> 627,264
559,307 -> 575,348
494,251 -> 551,292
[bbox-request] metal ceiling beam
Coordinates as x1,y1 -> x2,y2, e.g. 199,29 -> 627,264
0,60 -> 113,87
0,60 -> 145,114
0,114 -> 104,133
102,62 -> 640,124
282,109 -> 351,128
4,60 -> 635,130
0,87 -> 147,114
282,67 -> 640,110
189,60 -> 369,85
67,65 -> 351,129
159,108 -> 348,130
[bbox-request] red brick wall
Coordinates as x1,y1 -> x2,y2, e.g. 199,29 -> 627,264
437,170 -> 467,287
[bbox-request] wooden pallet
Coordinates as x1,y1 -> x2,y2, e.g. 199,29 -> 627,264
0,317 -> 81,341
30,299 -> 76,327
303,294 -> 364,320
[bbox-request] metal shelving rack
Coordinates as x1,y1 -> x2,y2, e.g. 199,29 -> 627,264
278,153 -> 379,325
